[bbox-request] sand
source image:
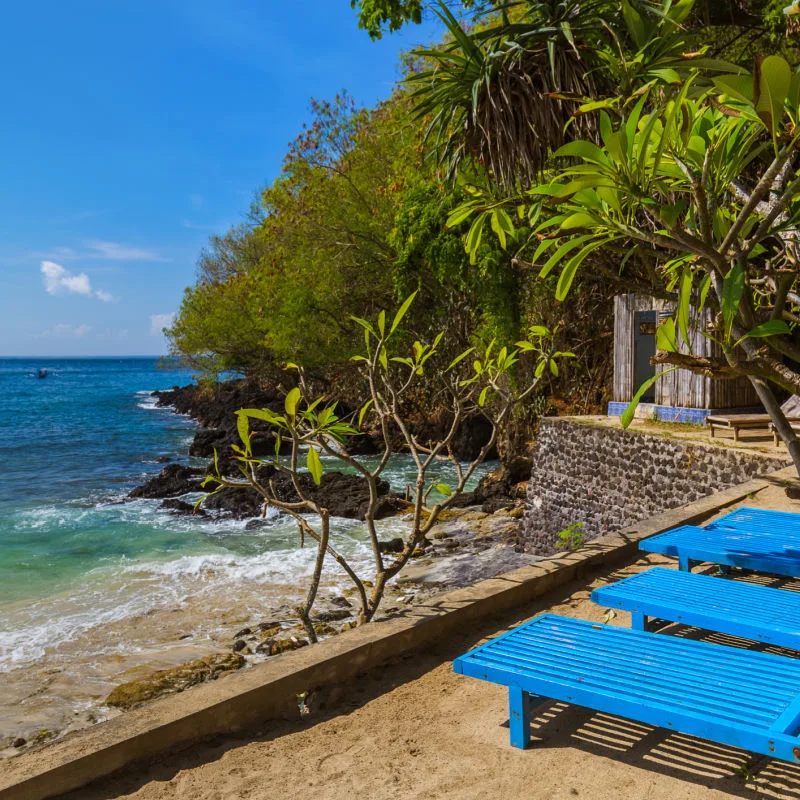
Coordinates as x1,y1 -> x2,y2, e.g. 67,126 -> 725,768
50,477 -> 800,800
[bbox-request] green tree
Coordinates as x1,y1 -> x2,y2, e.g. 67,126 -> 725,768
456,57 -> 800,473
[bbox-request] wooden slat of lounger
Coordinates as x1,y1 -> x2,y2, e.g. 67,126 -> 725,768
706,414 -> 772,429
591,567 -> 800,649
453,614 -> 800,761
641,524 -> 800,576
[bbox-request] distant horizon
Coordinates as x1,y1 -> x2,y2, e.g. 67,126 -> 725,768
0,354 -> 182,360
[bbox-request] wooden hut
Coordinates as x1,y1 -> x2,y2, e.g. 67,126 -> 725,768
608,293 -> 759,423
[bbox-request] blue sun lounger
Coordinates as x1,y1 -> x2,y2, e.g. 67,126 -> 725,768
453,614 -> 800,762
640,507 -> 800,576
592,566 -> 800,649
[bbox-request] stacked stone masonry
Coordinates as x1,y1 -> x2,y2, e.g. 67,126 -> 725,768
522,418 -> 790,555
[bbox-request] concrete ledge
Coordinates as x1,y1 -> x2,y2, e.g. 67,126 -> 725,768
1,467 -> 794,800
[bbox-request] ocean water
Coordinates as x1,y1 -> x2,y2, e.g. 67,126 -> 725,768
0,358 -> 485,674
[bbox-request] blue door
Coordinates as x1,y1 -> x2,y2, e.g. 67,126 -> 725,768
634,310 -> 657,402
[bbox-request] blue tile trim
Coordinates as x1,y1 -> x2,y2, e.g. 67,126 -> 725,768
606,403 -> 726,425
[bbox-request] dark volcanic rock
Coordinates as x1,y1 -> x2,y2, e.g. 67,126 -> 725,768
204,487 -> 265,518
155,379 -> 284,429
314,609 -> 351,622
189,428 -> 229,458
373,495 -> 412,519
159,498 -> 206,517
129,464 -> 204,500
201,469 -> 397,521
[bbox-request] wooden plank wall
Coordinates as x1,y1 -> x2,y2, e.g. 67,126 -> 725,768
612,294 -> 653,402
614,293 -> 759,409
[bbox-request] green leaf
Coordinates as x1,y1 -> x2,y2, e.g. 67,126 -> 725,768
490,209 -> 507,249
284,387 -> 301,418
307,446 -> 323,486
713,74 -> 754,104
478,386 -> 489,407
755,55 -> 791,138
649,68 -> 681,85
236,412 -> 250,451
560,212 -> 596,230
358,399 -> 374,428
621,0 -> 646,49
390,291 -> 418,334
446,347 -> 476,371
656,318 -> 678,352
555,250 -> 584,301
678,268 -> 693,351
490,208 -> 514,249
549,359 -> 559,376
734,320 -> 791,347
465,212 -> 487,264
620,368 -> 678,429
377,310 -> 386,336
721,263 -> 745,342
239,407 -> 282,424
699,273 -> 712,311
351,316 -> 377,337
445,202 -> 479,229
528,325 -> 550,337
436,483 -> 452,496
552,140 -> 611,166
539,235 -> 590,279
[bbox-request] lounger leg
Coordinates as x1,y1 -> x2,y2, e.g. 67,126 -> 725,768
508,686 -> 531,749
678,555 -> 693,572
631,612 -> 648,631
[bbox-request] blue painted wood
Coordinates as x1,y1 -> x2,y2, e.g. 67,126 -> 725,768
630,611 -> 647,631
591,567 -> 800,650
453,614 -> 800,761
508,686 -> 531,748
641,507 -> 800,577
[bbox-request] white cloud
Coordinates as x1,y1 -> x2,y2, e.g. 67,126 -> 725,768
40,261 -> 116,301
38,323 -> 93,339
86,240 -> 166,261
33,246 -> 81,262
150,313 -> 176,336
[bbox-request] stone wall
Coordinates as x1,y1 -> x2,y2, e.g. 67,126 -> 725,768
522,418 -> 790,555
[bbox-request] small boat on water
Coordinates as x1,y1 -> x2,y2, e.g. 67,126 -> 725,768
36,368 -> 48,379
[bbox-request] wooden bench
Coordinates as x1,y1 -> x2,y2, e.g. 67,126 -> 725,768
769,420 -> 800,446
706,414 -> 772,441
453,614 -> 800,761
639,507 -> 800,576
592,566 -> 800,649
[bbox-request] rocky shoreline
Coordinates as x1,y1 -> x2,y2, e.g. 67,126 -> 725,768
110,381 -> 533,708
1,378 -> 534,757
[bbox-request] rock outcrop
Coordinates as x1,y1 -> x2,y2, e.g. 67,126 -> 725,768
104,652 -> 246,710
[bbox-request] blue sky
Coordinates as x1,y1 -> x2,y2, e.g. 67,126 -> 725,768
0,1 -> 444,356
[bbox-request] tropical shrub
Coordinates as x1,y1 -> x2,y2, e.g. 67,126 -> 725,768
198,295 -> 570,637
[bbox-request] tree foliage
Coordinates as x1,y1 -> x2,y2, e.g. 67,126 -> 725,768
169,87 -> 526,381
432,0 -> 800,472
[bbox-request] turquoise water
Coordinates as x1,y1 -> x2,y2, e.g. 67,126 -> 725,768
0,358 -> 485,670
0,358 -> 198,604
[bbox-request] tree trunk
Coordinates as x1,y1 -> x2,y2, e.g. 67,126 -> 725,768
746,374 -> 800,475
